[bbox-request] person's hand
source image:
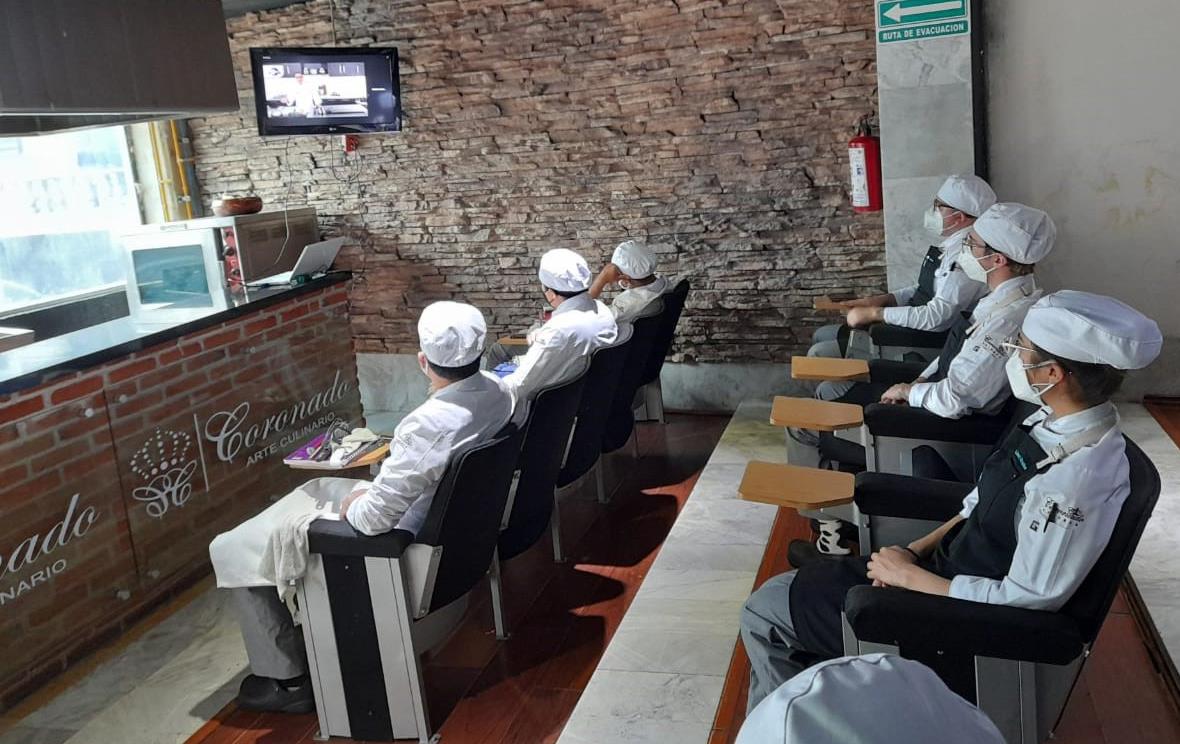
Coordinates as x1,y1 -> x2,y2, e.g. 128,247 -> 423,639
867,546 -> 917,588
845,306 -> 882,328
600,263 -> 623,284
339,487 -> 366,521
879,383 -> 912,405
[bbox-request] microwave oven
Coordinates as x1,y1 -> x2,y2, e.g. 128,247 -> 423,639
121,208 -> 319,320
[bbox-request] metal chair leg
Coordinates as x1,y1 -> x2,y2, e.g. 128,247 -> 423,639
550,489 -> 566,563
489,547 -> 509,640
595,459 -> 608,504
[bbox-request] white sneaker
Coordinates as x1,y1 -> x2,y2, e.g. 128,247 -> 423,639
816,520 -> 852,556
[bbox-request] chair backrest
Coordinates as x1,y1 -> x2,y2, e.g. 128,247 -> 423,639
498,370 -> 588,560
557,334 -> 632,487
1060,435 -> 1160,642
415,423 -> 526,612
601,311 -> 662,453
638,279 -> 690,387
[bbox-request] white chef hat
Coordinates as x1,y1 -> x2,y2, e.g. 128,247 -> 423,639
737,654 -> 1004,744
1024,291 -> 1163,370
611,240 -> 657,279
538,248 -> 592,292
972,202 -> 1057,264
417,301 -> 487,367
937,174 -> 997,217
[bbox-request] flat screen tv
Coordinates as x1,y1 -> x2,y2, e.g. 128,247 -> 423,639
249,47 -> 401,136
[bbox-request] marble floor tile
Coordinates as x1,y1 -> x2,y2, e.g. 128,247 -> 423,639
596,630 -> 736,677
651,541 -> 766,573
558,716 -> 711,744
0,725 -> 74,744
637,569 -> 760,602
615,597 -> 745,637
566,669 -> 724,726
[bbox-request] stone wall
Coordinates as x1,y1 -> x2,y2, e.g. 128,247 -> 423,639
191,0 -> 885,362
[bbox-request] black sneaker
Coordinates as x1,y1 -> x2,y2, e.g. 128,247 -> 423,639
238,674 -> 315,714
788,540 -> 827,569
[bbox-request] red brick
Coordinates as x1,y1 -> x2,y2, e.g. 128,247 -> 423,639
49,378 -> 103,406
0,395 -> 45,425
201,327 -> 242,350
245,315 -> 278,335
280,303 -> 311,323
164,372 -> 209,399
105,357 -> 158,385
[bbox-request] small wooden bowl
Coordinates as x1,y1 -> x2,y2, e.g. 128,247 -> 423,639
212,196 -> 264,217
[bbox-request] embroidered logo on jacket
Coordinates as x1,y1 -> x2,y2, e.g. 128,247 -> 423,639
1033,497 -> 1085,532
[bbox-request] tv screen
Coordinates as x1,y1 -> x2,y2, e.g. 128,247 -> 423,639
249,47 -> 401,136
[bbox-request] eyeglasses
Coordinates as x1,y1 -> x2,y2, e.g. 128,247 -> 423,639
962,234 -> 989,252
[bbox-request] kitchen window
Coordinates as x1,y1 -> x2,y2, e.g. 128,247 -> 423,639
0,125 -> 166,316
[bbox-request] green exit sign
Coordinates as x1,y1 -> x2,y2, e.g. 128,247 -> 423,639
877,0 -> 970,44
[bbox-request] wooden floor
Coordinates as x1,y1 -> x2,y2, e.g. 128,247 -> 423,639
186,413 -> 731,744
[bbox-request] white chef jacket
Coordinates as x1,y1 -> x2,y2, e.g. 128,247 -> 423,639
346,371 -> 514,536
738,654 -> 1003,744
907,274 -> 1042,419
610,275 -> 672,324
884,228 -> 987,332
502,292 -> 619,403
950,402 -> 1127,611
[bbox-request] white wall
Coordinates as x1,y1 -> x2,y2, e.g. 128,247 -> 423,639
987,0 -> 1180,395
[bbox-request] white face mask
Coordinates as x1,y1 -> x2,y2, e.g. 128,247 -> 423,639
923,206 -> 945,235
1005,352 -> 1057,404
959,250 -> 997,283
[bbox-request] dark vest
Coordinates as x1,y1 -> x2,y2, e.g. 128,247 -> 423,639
930,426 -> 1050,580
928,311 -> 973,383
907,246 -> 943,307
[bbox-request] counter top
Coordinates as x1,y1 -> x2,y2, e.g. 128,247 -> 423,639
0,273 -> 349,396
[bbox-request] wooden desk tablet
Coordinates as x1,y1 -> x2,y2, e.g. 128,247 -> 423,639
739,461 -> 855,510
769,396 -> 864,431
498,335 -> 530,347
813,296 -> 847,312
286,442 -> 389,471
791,355 -> 870,382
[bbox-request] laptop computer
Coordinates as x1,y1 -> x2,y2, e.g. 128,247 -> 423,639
248,237 -> 346,287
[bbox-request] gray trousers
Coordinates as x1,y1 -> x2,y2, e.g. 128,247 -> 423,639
808,324 -> 874,401
231,586 -> 307,680
740,570 -> 810,714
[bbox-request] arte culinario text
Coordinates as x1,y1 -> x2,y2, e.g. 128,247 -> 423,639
0,371 -> 353,608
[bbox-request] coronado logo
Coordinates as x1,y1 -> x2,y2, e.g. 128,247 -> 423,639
0,494 -> 98,607
201,370 -> 351,465
129,429 -> 198,519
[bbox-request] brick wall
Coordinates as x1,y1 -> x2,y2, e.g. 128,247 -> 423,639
0,285 -> 360,710
189,0 -> 885,362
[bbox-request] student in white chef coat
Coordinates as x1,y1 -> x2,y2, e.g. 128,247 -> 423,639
209,301 -> 513,714
808,174 -> 995,366
499,248 -> 619,403
807,203 -> 1056,556
741,291 -> 1163,711
737,654 -> 1004,744
588,240 -> 673,324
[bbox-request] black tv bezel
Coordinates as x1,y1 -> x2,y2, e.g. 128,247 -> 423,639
249,46 -> 402,136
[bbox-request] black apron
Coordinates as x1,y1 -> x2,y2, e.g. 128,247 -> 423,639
788,425 -> 1051,659
907,246 -> 942,308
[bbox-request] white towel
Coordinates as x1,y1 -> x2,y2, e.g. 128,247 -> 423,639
210,477 -> 365,595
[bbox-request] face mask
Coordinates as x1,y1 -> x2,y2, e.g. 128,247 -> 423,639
1005,353 -> 1057,404
923,206 -> 945,234
959,250 -> 997,283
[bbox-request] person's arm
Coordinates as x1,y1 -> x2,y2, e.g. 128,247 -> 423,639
589,263 -> 622,300
844,293 -> 899,309
344,416 -> 453,536
882,271 -> 987,331
866,503 -> 968,592
907,320 -> 1014,419
888,286 -> 916,307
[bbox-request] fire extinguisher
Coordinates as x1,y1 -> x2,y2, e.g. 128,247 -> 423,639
848,118 -> 882,213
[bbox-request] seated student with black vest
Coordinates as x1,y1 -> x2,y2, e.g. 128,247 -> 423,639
740,291 -> 1163,713
807,174 -> 995,377
805,203 -> 1055,556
